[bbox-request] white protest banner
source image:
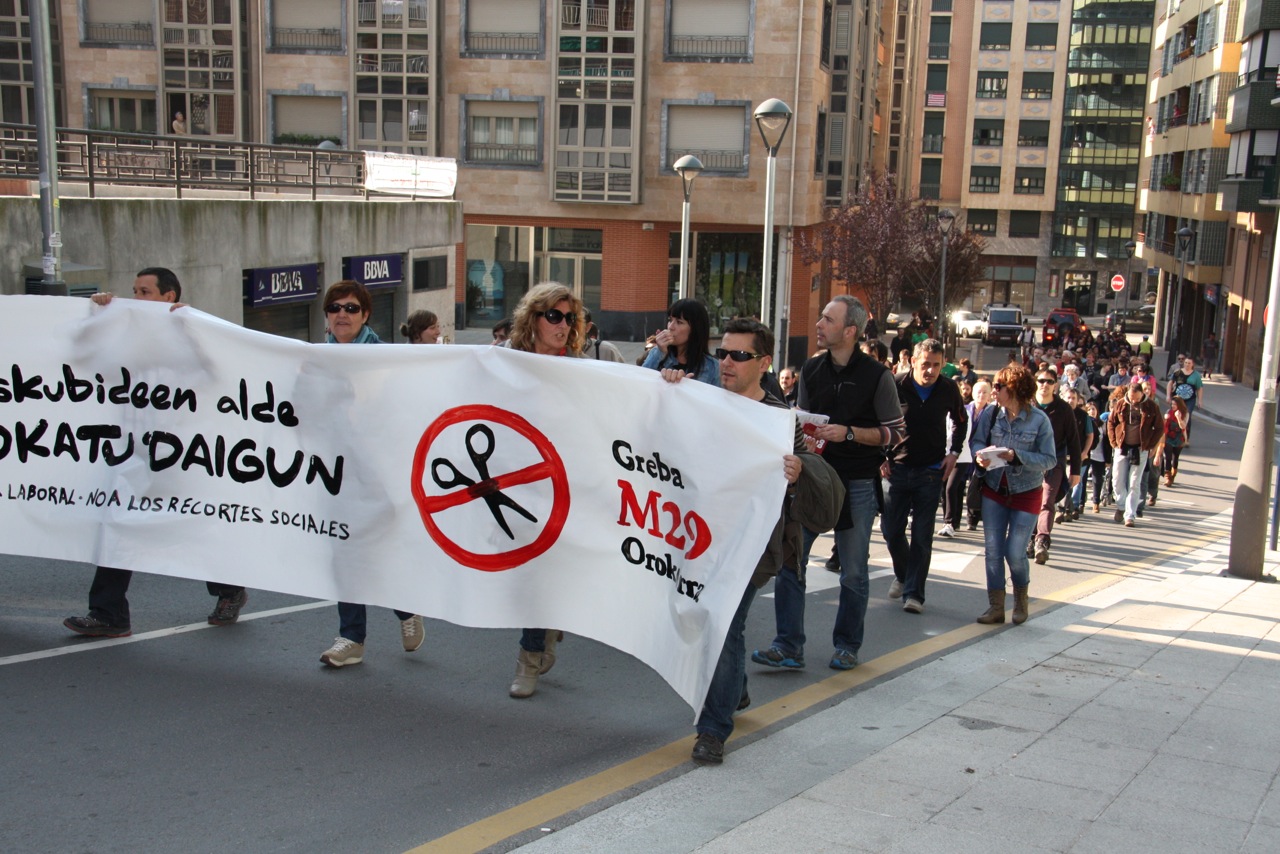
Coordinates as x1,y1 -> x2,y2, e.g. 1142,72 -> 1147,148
363,151 -> 458,198
0,297 -> 791,712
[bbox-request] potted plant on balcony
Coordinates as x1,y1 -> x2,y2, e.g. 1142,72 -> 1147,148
1161,173 -> 1182,190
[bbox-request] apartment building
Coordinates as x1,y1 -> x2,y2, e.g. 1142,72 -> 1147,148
1214,0 -> 1277,387
1,1 -> 887,360
908,0 -> 1152,318
1139,0 -> 1238,373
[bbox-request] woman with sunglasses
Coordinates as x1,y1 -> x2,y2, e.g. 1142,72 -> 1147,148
969,363 -> 1056,626
318,280 -> 425,667
640,298 -> 719,386
501,282 -> 585,697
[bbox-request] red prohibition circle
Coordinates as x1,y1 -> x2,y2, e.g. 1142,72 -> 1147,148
410,404 -> 570,571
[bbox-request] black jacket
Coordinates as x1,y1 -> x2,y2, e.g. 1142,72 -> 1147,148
890,372 -> 967,467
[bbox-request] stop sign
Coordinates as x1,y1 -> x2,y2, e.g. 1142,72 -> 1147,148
1110,274 -> 1126,292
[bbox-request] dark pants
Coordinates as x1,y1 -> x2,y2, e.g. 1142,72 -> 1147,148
882,466 -> 945,604
696,585 -> 757,742
1035,462 -> 1066,546
942,462 -> 972,528
89,566 -> 242,628
1084,460 -> 1107,506
338,603 -> 414,644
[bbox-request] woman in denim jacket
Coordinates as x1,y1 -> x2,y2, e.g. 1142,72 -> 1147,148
969,363 -> 1057,625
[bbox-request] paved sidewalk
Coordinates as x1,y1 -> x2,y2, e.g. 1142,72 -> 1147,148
515,537 -> 1279,853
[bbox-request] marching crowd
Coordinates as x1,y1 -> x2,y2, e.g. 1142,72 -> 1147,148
55,270 -> 1204,768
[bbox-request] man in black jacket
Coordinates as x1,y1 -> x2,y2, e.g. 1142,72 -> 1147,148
1029,368 -> 1081,564
882,339 -> 967,614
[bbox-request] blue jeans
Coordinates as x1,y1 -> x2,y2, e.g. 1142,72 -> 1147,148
981,495 -> 1037,590
881,466 -> 945,603
771,478 -> 877,656
338,603 -> 414,644
696,584 -> 757,742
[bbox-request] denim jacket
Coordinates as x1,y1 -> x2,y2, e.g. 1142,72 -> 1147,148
969,403 -> 1057,494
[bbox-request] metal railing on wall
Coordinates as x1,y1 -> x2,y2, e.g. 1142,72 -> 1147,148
0,123 -> 367,201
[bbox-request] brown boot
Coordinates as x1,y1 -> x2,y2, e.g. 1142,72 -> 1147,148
976,589 -> 1006,624
1164,473 -> 1173,487
510,648 -> 545,698
540,630 -> 564,675
1012,586 -> 1029,625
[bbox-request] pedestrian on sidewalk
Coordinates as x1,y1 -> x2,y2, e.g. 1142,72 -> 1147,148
1029,369 -> 1081,565
944,380 -> 992,535
882,339 -> 967,615
1162,397 -> 1188,486
1168,357 -> 1203,439
63,267 -> 248,639
1106,379 -> 1162,527
1201,332 -> 1219,379
969,363 -> 1057,625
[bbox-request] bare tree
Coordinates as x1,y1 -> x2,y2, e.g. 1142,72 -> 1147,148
796,171 -> 987,331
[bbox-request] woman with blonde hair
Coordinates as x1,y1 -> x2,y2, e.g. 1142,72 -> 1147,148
500,282 -> 583,697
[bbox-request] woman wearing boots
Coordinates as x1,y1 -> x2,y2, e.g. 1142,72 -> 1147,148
1163,397 -> 1188,486
501,282 -> 585,698
969,363 -> 1056,625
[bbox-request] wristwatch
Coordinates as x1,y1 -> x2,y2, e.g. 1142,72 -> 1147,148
845,426 -> 854,442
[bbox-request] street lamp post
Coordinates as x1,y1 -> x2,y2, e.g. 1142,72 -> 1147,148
673,154 -> 703,301
1168,226 -> 1195,377
936,209 -> 956,358
1124,239 -> 1137,318
754,99 -> 792,338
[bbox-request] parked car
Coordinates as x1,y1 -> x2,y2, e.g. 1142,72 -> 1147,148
951,309 -> 987,338
983,304 -> 1024,346
1106,305 -> 1155,336
1042,308 -> 1087,344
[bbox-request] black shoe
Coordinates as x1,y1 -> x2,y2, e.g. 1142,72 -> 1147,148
737,690 -> 751,712
966,521 -> 978,531
64,615 -> 131,638
208,589 -> 248,626
692,732 -> 725,765
824,556 -> 841,573
1136,505 -> 1145,518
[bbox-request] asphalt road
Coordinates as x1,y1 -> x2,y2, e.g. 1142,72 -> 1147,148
0,345 -> 1245,854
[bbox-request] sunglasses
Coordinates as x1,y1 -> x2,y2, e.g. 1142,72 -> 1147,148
325,302 -> 363,315
1036,378 -> 1056,385
715,348 -> 765,362
992,382 -> 1006,391
540,308 -> 577,326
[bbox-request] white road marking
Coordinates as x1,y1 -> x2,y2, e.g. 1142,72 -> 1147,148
0,601 -> 333,667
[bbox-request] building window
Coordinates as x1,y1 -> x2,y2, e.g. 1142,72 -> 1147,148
556,1 -> 639,202
1008,210 -> 1041,237
970,166 -> 1000,193
931,0 -> 952,11
90,90 -> 158,133
928,17 -> 950,60
464,0 -> 542,54
665,102 -> 748,175
922,112 -> 944,153
162,0 -> 241,137
1022,72 -> 1054,100
465,103 -> 539,165
354,0 -> 433,153
1025,23 -> 1057,51
1014,167 -> 1046,194
1018,120 -> 1050,147
977,71 -> 1008,99
268,0 -> 342,51
84,0 -> 154,46
273,93 -> 343,145
968,209 -> 997,235
920,158 -> 942,199
979,22 -> 1011,51
973,119 -> 1004,146
813,105 -> 826,176
667,0 -> 750,59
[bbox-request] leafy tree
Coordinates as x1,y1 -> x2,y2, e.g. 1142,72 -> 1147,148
796,171 -> 987,335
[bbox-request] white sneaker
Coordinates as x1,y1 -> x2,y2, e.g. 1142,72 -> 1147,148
938,524 -> 956,539
888,578 -> 903,600
320,637 -> 364,668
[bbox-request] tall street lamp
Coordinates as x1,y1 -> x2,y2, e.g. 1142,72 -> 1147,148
754,99 -> 792,336
673,154 -> 703,301
1124,239 -> 1137,318
1168,226 -> 1195,377
937,209 -> 956,357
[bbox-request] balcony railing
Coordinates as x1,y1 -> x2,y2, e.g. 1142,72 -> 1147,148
669,34 -> 749,56
84,21 -> 154,45
922,134 -> 943,153
271,27 -> 341,50
919,182 -> 940,199
357,0 -> 429,26
0,122 -> 369,201
667,148 -> 745,172
467,31 -> 540,52
467,143 -> 539,165
928,42 -> 949,59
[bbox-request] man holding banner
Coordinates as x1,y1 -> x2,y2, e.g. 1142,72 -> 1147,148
63,268 -> 248,638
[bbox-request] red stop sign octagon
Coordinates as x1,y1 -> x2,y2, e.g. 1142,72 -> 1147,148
1111,274 -> 1126,292
410,404 -> 570,572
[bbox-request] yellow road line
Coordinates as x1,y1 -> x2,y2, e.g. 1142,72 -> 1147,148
407,529 -> 1228,854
